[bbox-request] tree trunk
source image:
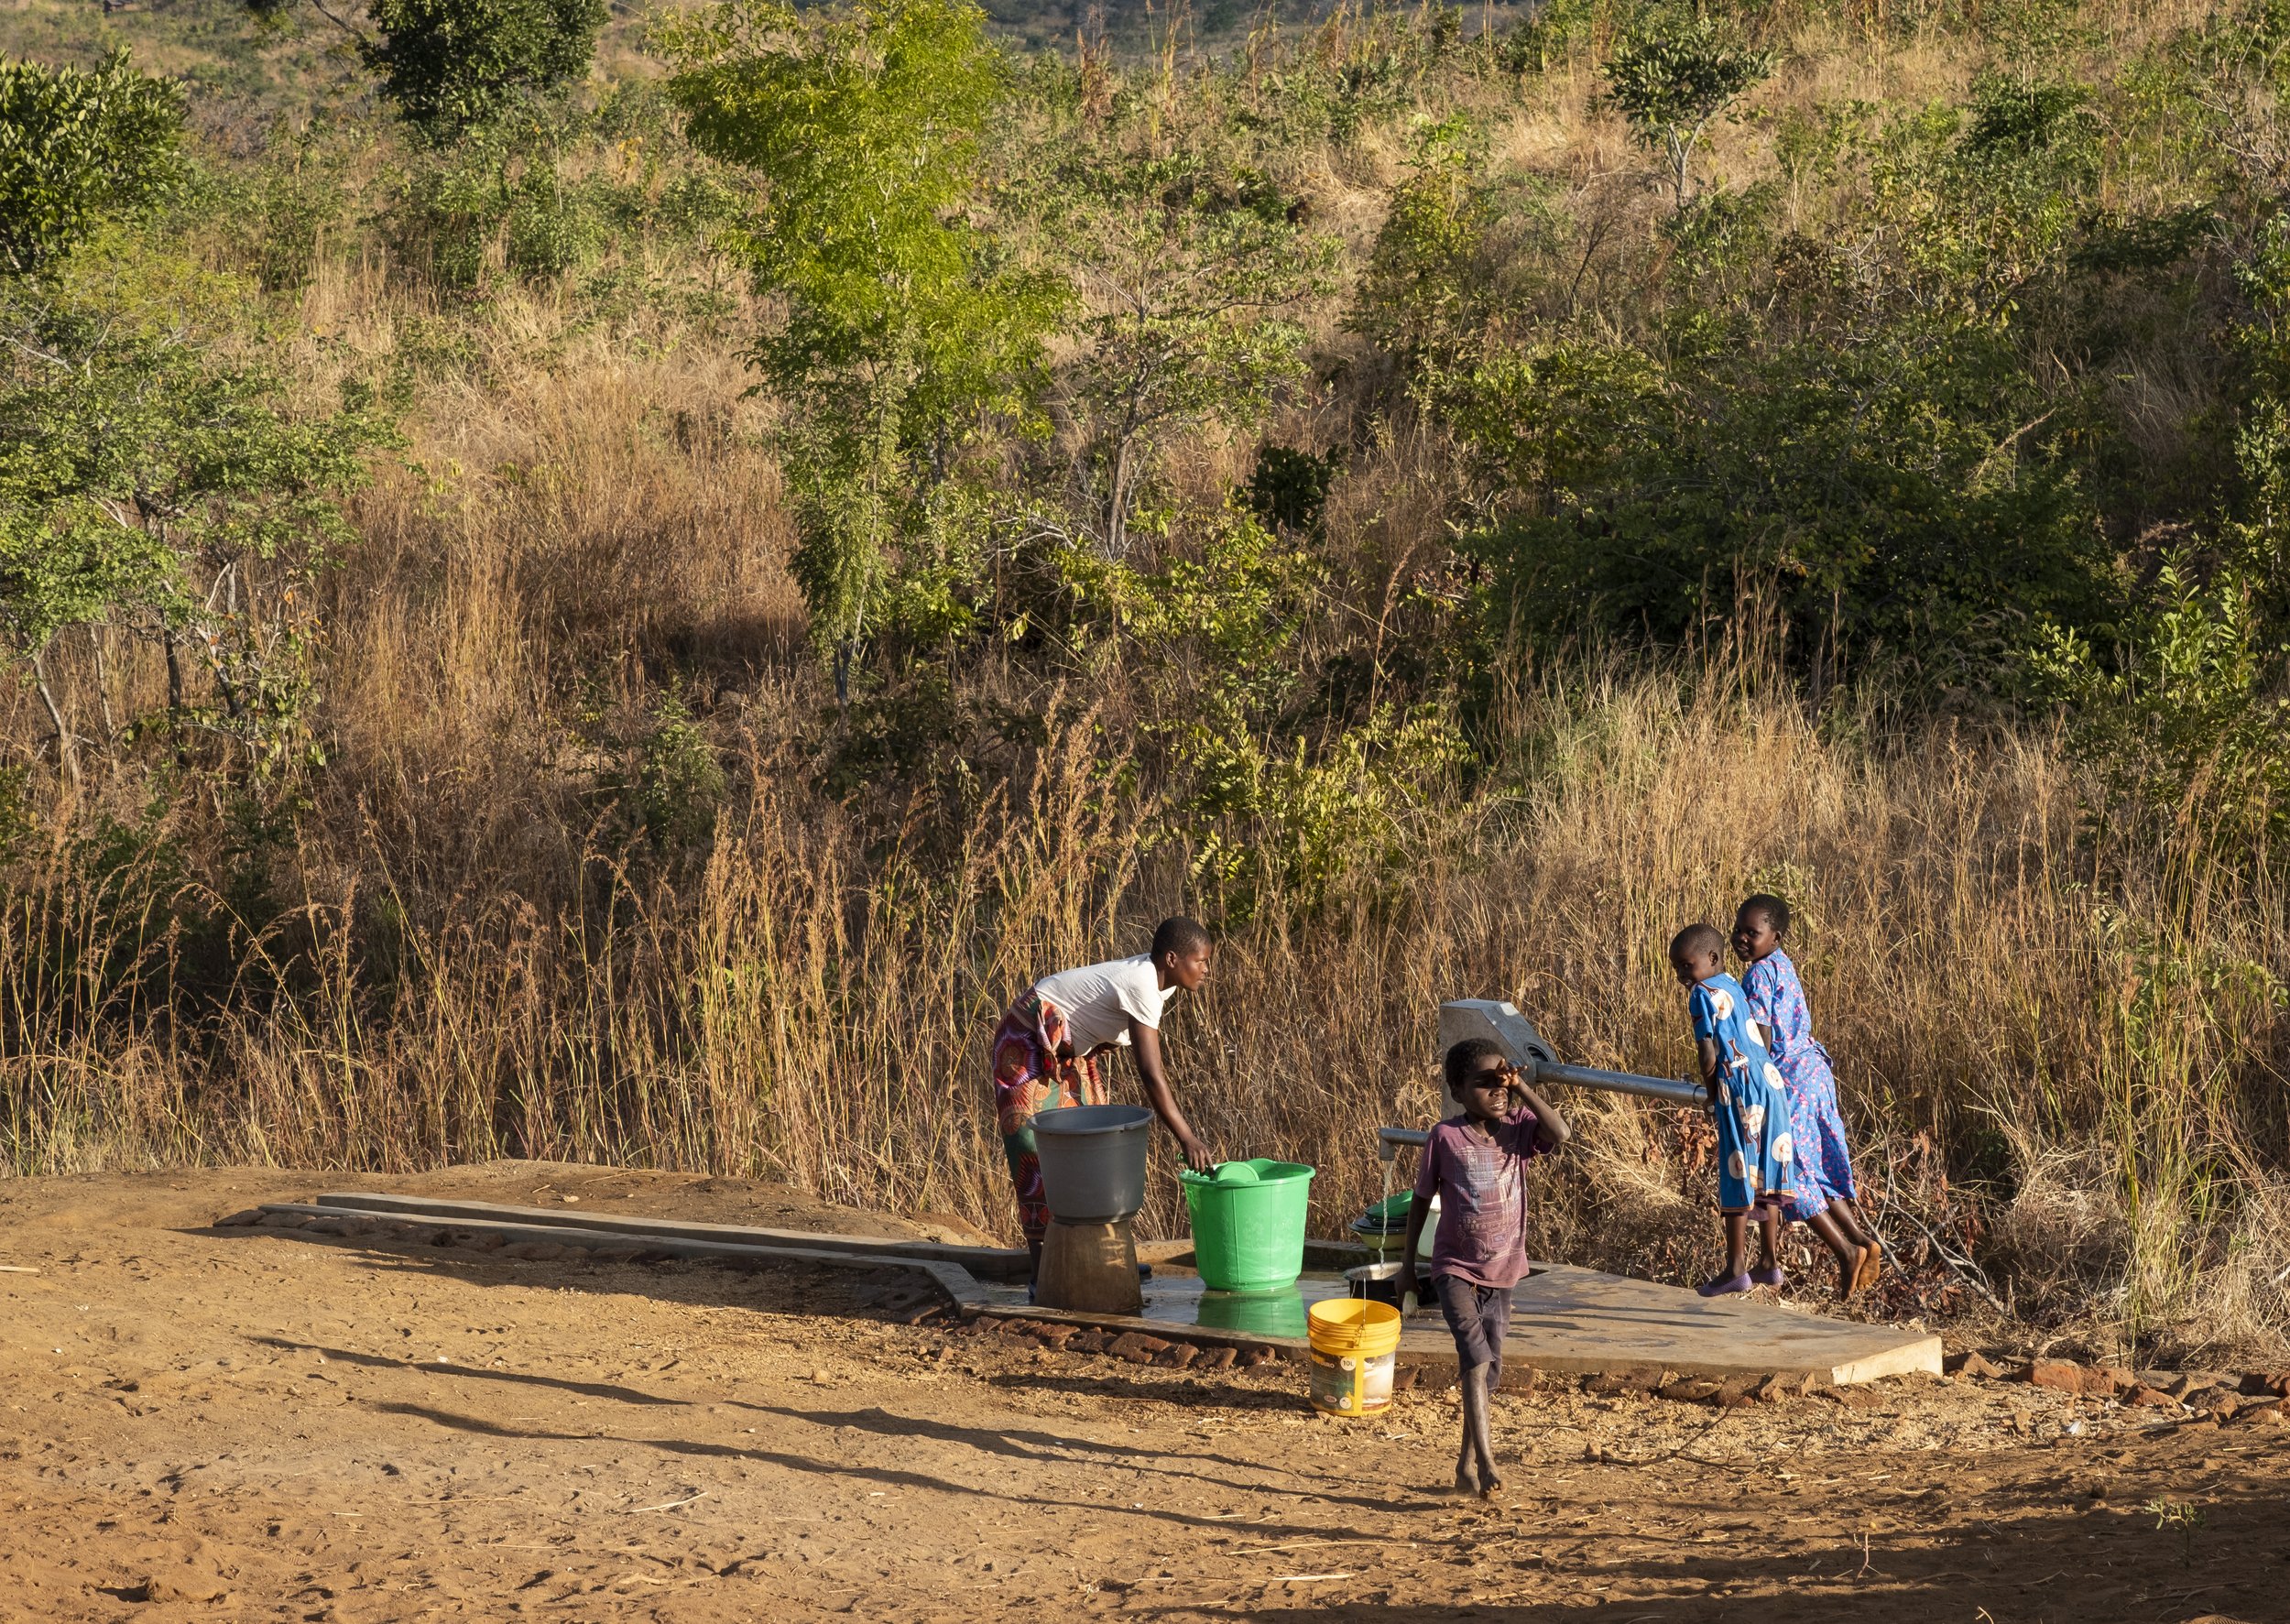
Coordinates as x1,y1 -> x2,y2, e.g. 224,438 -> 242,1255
29,647 -> 78,790
1107,439 -> 1130,559
88,623 -> 120,770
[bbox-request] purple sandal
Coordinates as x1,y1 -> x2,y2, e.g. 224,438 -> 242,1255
1697,1272 -> 1752,1297
1749,1265 -> 1786,1288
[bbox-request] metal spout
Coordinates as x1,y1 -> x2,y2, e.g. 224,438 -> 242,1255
1376,1126 -> 1430,1161
1438,998 -> 1709,1111
1526,1057 -> 1707,1107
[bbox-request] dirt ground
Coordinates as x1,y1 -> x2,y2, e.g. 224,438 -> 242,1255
0,1165 -> 2281,1623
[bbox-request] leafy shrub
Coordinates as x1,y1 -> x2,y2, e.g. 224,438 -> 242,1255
1348,115 -> 1491,366
666,0 -> 1062,679
248,146 -> 350,293
0,232 -> 385,788
1458,314 -> 2113,686
504,160 -> 598,279
0,53 -> 183,279
1603,16 -> 1775,210
1044,148 -> 1331,556
636,691 -> 726,850
387,150 -> 509,289
1245,444 -> 1339,539
2036,566 -> 2289,861
364,0 -> 611,142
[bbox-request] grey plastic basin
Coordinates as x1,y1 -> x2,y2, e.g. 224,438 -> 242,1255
1031,1104 -> 1154,1225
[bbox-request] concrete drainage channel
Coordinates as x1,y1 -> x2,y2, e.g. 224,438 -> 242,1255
216,1193 -> 1309,1368
222,1197 -> 993,1319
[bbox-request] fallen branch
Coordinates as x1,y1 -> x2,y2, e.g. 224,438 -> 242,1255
1877,1196 -> 2008,1314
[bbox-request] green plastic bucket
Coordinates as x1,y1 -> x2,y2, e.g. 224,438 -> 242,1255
1181,1158 -> 1314,1293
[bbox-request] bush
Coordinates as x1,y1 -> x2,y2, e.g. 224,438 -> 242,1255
2034,563 -> 2290,862
0,52 -> 183,279
364,0 -> 611,141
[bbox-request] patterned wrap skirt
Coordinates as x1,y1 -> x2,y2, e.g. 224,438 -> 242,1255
990,988 -> 1107,1243
1778,1052 -> 1859,1222
1712,1059 -> 1798,1215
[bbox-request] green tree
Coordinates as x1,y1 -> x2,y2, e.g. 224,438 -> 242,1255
1043,151 -> 1331,558
665,0 -> 1058,690
361,0 -> 608,140
1349,116 -> 1488,367
2224,212 -> 2290,619
2034,563 -> 2288,862
1603,17 -> 1774,211
0,253 -> 384,787
0,53 -> 183,280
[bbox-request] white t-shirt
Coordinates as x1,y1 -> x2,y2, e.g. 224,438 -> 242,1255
1031,954 -> 1171,1055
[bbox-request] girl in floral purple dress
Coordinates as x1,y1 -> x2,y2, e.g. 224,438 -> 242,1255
1732,895 -> 1883,1295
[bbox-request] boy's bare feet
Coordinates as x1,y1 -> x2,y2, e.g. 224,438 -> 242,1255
1453,1459 -> 1480,1495
1477,1475 -> 1504,1502
1853,1239 -> 1884,1294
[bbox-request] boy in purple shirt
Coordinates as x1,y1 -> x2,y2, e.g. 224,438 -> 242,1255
1394,1039 -> 1570,1499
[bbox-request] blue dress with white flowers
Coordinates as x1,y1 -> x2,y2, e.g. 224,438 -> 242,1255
1689,972 -> 1799,1212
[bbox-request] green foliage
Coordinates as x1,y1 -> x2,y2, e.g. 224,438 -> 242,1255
1603,16 -> 1775,209
1459,313 -> 2113,685
1493,0 -> 1596,78
1056,510 -> 1462,922
1961,78 -> 2091,158
378,126 -> 607,293
0,52 -> 184,279
2034,564 -> 2289,860
2226,213 -> 2290,620
1245,444 -> 1338,539
2031,214 -> 2290,866
363,0 -> 609,142
0,765 -> 28,858
385,145 -> 510,289
635,689 -> 726,849
873,475 -> 998,652
578,682 -> 729,853
1043,149 -> 1331,556
1349,115 -> 1492,365
503,159 -> 598,280
0,236 -> 386,783
665,0 -> 1060,672
236,126 -> 358,293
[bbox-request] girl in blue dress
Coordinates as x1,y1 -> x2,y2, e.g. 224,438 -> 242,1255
1734,895 -> 1882,1295
1668,922 -> 1800,1296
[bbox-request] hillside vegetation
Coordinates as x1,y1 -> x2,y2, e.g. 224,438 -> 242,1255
3,0 -> 2287,1365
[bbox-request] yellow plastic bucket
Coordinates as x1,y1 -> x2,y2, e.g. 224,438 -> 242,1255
1306,1297 -> 1403,1417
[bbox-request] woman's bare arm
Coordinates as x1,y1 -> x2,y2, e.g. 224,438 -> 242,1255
1130,1021 -> 1216,1172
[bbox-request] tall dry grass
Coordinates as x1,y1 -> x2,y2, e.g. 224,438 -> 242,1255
2,0 -> 2286,1371
7,556 -> 2287,1364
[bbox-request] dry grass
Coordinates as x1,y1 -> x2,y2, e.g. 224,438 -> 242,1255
8,505 -> 2287,1364
3,0 -> 2287,1371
